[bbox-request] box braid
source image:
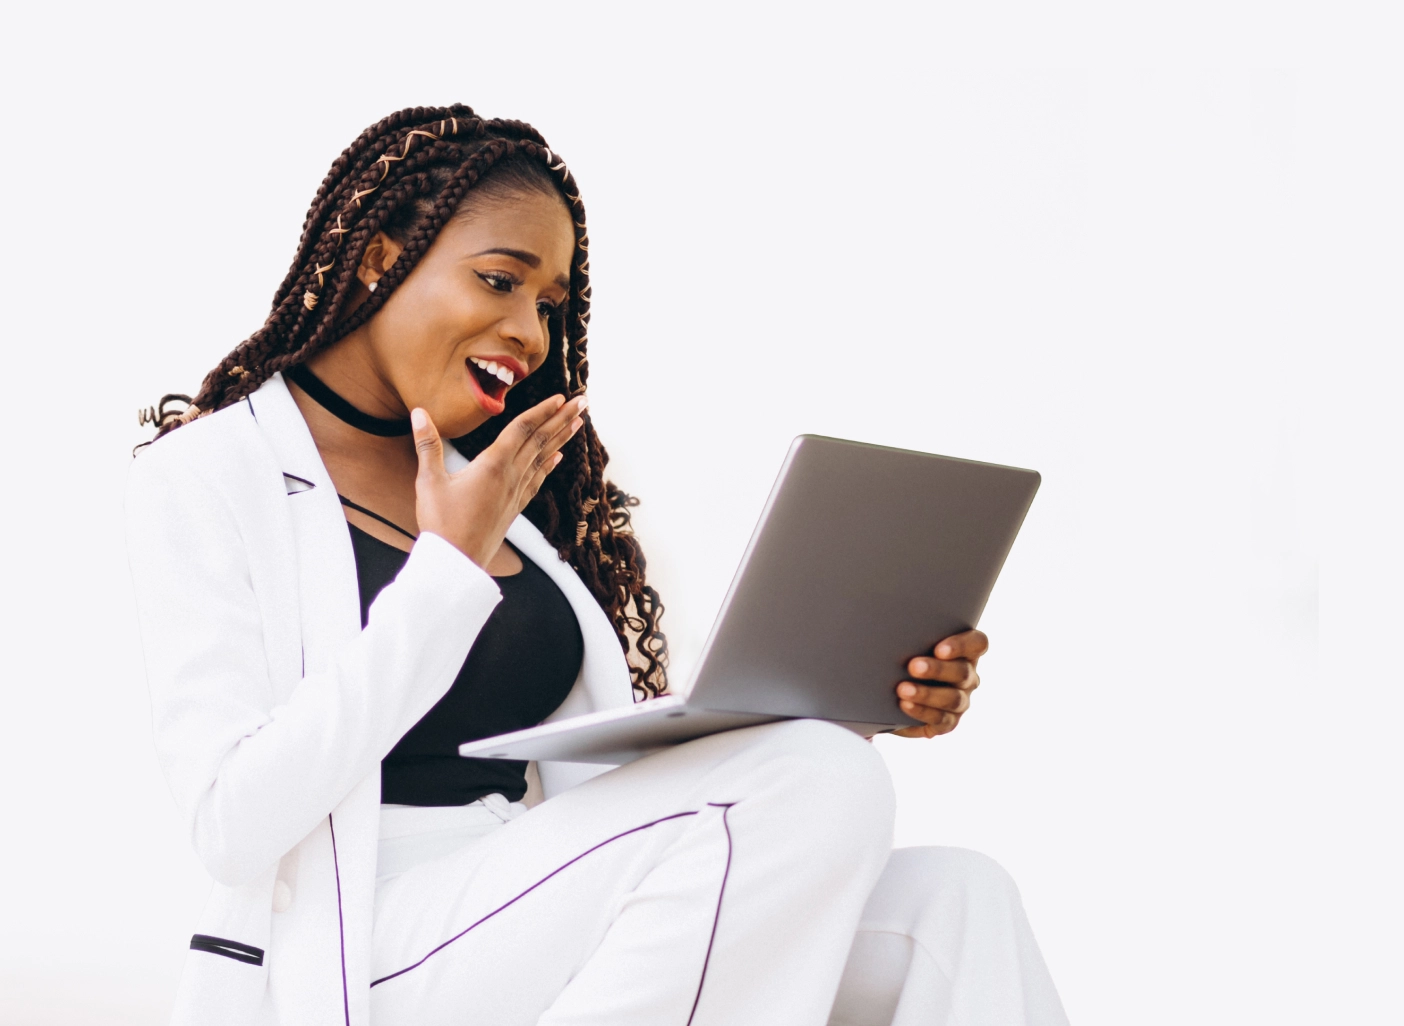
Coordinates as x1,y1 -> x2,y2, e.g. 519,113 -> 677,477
144,106 -> 667,697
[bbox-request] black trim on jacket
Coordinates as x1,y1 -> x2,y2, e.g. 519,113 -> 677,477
189,934 -> 265,966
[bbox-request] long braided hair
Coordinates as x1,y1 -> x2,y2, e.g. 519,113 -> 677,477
145,105 -> 667,697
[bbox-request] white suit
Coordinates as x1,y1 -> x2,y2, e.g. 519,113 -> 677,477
125,373 -> 1068,1026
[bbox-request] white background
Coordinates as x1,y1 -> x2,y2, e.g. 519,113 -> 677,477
0,2 -> 1398,1023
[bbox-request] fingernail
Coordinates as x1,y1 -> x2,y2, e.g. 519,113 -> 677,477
577,394 -> 589,411
936,644 -> 952,658
411,409 -> 427,430
915,659 -> 931,673
898,683 -> 916,698
571,417 -> 583,432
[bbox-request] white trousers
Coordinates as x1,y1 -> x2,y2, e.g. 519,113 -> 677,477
370,720 -> 1068,1026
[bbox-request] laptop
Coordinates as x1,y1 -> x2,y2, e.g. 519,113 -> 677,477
458,435 -> 1041,766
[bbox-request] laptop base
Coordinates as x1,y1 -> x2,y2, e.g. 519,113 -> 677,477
458,695 -> 894,765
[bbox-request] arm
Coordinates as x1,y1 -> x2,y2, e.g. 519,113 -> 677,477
126,449 -> 501,886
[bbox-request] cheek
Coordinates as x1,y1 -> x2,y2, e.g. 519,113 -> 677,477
406,272 -> 485,341
374,273 -> 485,365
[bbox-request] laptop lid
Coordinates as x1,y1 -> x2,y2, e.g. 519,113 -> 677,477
686,435 -> 1040,727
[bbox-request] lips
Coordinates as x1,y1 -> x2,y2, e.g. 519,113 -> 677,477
465,355 -> 525,416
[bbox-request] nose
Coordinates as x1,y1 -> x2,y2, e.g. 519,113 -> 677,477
500,299 -> 550,361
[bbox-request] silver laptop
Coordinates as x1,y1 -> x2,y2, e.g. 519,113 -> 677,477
458,435 -> 1040,766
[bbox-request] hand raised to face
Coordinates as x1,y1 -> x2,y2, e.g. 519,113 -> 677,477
411,394 -> 585,570
889,629 -> 988,739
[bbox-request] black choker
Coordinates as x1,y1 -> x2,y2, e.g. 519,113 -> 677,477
285,363 -> 412,437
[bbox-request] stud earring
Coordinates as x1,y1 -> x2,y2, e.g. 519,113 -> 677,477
367,281 -> 378,293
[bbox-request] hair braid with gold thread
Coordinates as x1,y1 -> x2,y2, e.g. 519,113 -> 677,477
148,106 -> 667,697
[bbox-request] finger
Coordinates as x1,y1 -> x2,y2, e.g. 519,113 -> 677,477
411,408 -> 447,485
891,710 -> 961,738
905,655 -> 978,687
519,451 -> 566,511
516,404 -> 584,494
520,419 -> 577,499
509,395 -> 587,475
515,410 -> 583,496
933,629 -> 989,664
495,394 -> 567,459
897,681 -> 971,715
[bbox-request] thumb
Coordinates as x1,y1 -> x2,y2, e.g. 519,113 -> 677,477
411,408 -> 446,483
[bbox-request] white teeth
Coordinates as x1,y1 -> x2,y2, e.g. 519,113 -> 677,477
469,357 -> 514,388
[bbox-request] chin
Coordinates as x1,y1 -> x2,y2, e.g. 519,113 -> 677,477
432,403 -> 493,440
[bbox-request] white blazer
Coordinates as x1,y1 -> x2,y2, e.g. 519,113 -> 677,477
125,373 -> 635,1026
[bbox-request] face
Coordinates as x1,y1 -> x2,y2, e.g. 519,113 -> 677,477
347,188 -> 575,438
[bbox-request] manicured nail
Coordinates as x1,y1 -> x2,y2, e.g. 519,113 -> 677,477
898,683 -> 916,698
411,409 -> 427,430
577,394 -> 589,411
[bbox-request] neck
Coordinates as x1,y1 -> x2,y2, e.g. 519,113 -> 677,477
289,377 -> 417,464
305,335 -> 410,423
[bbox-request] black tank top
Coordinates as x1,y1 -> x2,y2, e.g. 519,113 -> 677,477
349,524 -> 584,806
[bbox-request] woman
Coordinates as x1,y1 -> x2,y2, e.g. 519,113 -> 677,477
126,106 -> 1067,1026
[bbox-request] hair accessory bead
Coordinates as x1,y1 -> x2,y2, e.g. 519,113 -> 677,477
303,290 -> 319,310
576,520 -> 589,544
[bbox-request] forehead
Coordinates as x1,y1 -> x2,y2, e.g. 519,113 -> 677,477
452,189 -> 575,269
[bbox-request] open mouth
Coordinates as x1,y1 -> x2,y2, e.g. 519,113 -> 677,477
466,355 -> 519,415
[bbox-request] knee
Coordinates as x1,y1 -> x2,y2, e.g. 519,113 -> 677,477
885,846 -> 1023,912
752,719 -> 896,829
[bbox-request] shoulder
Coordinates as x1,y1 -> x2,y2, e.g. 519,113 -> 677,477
128,399 -> 278,503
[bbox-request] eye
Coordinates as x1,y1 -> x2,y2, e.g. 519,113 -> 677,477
475,271 -> 516,293
537,299 -> 559,319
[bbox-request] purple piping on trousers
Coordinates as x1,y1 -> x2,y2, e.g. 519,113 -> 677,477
328,813 -> 351,1026
685,802 -> 737,1026
371,809 -> 705,988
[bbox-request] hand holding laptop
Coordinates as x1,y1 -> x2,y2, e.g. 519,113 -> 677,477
891,628 -> 988,739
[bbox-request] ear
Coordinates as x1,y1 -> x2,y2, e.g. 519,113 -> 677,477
357,231 -> 406,291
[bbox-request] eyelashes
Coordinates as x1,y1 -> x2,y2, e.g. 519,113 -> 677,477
474,270 -> 560,319
475,270 -> 515,293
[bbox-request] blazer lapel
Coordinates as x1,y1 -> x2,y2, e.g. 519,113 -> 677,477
248,373 -> 363,659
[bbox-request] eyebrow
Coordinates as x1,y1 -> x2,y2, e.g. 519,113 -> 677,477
472,247 -> 571,291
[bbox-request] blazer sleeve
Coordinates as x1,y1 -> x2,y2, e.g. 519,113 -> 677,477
125,446 -> 502,886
